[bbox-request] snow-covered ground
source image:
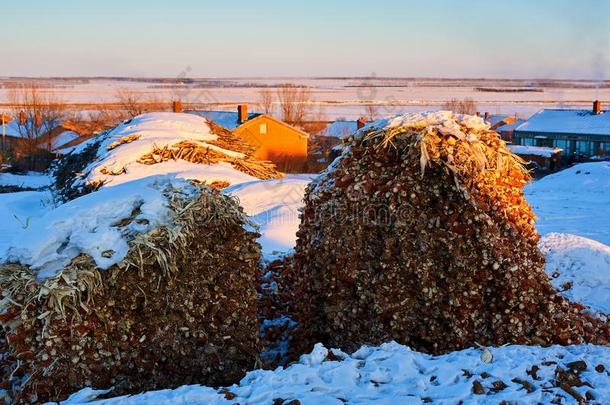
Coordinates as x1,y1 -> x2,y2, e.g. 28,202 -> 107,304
540,233 -> 610,314
525,162 -> 610,245
61,343 -> 610,405
2,77 -> 610,120
0,190 -> 53,253
225,175 -> 313,261
0,172 -> 52,189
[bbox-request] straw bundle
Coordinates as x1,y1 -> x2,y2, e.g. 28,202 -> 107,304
137,139 -> 282,180
0,188 -> 261,404
288,112 -> 610,355
106,134 -> 141,151
132,120 -> 282,181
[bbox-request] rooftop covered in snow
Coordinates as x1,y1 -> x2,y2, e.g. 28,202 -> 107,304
186,110 -> 261,130
321,121 -> 358,138
507,144 -> 562,158
515,108 -> 610,136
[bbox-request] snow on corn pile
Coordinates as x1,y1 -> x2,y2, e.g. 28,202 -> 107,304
68,112 -> 281,193
61,342 -> 610,404
525,162 -> 610,245
0,175 -> 261,404
288,111 -> 610,357
3,176 -> 184,279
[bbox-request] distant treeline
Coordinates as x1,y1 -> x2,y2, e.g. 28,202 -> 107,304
475,87 -> 544,93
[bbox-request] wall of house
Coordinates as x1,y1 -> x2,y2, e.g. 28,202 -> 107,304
514,131 -> 610,157
236,116 -> 308,172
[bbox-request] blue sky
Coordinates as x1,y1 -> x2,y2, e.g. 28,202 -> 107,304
2,0 -> 609,79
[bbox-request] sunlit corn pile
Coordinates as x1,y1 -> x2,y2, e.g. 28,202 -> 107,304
132,121 -> 282,181
0,188 -> 261,404
289,111 -> 610,355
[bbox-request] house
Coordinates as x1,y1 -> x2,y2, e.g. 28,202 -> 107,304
513,101 -> 610,158
495,119 -> 525,142
324,117 -> 367,162
38,121 -> 102,153
321,117 -> 366,139
507,144 -> 563,172
0,118 -> 32,150
188,105 -> 309,172
483,113 -> 517,130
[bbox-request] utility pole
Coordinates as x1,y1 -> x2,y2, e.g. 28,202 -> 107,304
1,114 -> 4,151
0,114 -> 11,152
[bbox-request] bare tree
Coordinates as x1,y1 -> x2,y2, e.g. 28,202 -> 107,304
7,83 -> 67,157
301,105 -> 327,135
276,84 -> 312,127
258,89 -> 274,115
114,88 -> 147,118
364,103 -> 380,121
114,88 -> 168,119
442,97 -> 477,115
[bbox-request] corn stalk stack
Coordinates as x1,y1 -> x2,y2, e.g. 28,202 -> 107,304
289,111 -> 610,355
0,184 -> 261,404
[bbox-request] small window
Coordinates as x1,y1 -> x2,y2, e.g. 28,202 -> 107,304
535,138 -> 553,147
259,123 -> 267,134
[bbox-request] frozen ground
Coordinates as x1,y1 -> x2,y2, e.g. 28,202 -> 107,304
60,343 -> 610,405
225,175 -> 314,261
525,162 -> 610,245
541,233 -> 610,314
2,77 -> 609,120
0,190 -> 53,252
0,172 -> 52,189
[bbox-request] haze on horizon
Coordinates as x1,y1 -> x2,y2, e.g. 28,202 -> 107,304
2,0 -> 609,80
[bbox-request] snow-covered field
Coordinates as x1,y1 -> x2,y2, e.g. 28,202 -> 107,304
2,77 -> 609,119
526,162 -> 610,245
0,114 -> 609,403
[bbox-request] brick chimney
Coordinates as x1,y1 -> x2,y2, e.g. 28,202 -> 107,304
356,116 -> 366,129
172,100 -> 183,113
237,104 -> 248,124
593,100 -> 602,115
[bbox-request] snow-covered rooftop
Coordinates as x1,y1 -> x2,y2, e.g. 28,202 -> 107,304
186,110 -> 260,130
0,120 -> 30,139
320,121 -> 358,138
485,114 -> 511,127
497,119 -> 525,132
507,144 -> 562,158
515,109 -> 610,136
